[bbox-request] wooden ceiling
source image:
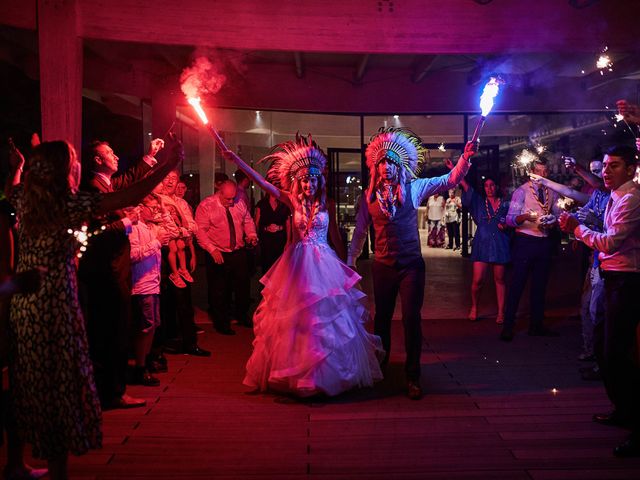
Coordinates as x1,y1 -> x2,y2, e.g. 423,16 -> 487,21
2,0 -> 640,115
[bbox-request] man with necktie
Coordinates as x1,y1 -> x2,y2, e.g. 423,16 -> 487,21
560,145 -> 640,457
500,157 -> 562,341
79,138 -> 164,409
195,180 -> 257,335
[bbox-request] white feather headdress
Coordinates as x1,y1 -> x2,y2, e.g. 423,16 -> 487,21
261,133 -> 327,192
365,127 -> 426,178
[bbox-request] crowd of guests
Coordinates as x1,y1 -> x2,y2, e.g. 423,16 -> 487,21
0,100 -> 639,479
450,100 -> 639,457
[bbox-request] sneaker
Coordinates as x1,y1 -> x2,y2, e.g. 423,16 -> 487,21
169,272 -> 187,288
178,269 -> 194,283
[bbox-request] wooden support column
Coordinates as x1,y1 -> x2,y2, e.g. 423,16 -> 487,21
38,0 -> 83,153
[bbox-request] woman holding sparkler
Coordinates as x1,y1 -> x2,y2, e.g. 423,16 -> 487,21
5,137 -> 183,479
217,134 -> 384,398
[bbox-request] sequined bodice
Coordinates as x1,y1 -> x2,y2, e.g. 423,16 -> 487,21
293,209 -> 329,246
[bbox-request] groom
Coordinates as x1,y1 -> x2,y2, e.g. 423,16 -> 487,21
348,128 -> 476,399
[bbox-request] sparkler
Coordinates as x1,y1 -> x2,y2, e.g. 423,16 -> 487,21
556,197 -> 574,211
187,97 -> 209,125
68,224 -> 106,258
470,77 -> 503,144
613,110 -> 638,139
186,96 -> 228,153
438,142 -> 446,152
596,47 -> 613,75
515,149 -> 538,170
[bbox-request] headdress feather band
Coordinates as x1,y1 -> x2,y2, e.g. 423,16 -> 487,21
261,133 -> 327,191
365,127 -> 426,178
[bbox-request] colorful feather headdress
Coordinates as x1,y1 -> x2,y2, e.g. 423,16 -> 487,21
365,127 -> 426,178
262,133 -> 327,191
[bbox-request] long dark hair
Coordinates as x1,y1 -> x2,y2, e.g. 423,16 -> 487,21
21,141 -> 76,236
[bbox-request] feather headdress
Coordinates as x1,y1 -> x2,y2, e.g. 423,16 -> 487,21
261,133 -> 327,192
365,127 -> 426,178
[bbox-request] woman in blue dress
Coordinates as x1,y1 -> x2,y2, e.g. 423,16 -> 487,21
462,176 -> 510,323
445,160 -> 510,323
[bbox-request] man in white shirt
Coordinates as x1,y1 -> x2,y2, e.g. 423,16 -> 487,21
500,157 -> 562,341
560,145 -> 640,458
195,180 -> 257,335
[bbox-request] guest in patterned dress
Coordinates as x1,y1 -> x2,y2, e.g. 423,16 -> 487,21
5,139 -> 182,479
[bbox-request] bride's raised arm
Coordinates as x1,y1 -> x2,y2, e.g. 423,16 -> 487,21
215,137 -> 293,209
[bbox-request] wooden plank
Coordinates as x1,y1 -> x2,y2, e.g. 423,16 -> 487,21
76,0 -> 639,54
37,0 -> 83,152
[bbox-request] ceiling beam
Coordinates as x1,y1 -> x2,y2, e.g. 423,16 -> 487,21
353,54 -> 370,84
466,55 -> 509,86
194,62 -> 636,114
293,51 -> 304,79
411,55 -> 438,83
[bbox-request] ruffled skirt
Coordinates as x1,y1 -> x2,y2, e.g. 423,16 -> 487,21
244,241 -> 384,397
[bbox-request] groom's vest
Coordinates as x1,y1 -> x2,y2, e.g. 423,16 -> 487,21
367,182 -> 422,268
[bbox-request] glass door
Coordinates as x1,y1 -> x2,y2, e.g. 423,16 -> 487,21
327,148 -> 364,247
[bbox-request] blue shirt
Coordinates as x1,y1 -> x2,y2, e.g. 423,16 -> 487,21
573,189 -> 610,268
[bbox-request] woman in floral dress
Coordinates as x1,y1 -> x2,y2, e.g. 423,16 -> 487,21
6,138 -> 182,479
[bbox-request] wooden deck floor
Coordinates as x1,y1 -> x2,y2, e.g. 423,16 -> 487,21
4,244 -> 640,479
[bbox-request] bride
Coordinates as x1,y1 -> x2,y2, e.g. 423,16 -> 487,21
217,133 -> 384,397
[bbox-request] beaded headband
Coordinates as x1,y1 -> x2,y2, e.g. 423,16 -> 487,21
262,133 -> 327,191
365,127 -> 425,178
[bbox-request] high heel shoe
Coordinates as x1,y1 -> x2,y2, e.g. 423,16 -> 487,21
468,308 -> 478,322
496,314 -> 504,325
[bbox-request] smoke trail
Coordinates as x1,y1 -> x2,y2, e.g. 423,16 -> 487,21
180,56 -> 227,98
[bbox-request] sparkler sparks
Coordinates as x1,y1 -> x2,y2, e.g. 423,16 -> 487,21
438,143 -> 446,152
556,197 -> 574,211
69,224 -> 106,258
596,47 -> 613,75
516,149 -> 538,169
